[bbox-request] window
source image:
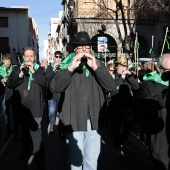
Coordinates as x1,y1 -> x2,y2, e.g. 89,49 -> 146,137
0,17 -> 8,27
0,37 -> 10,53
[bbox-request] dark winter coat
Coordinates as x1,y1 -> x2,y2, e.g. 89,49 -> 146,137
6,65 -> 47,118
108,73 -> 139,114
138,80 -> 169,170
45,64 -> 61,102
0,74 -> 13,106
50,61 -> 116,132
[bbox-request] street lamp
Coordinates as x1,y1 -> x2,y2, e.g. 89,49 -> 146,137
98,24 -> 107,36
69,0 -> 74,12
12,47 -> 23,65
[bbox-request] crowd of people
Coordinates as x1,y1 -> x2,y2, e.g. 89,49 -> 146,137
0,31 -> 170,170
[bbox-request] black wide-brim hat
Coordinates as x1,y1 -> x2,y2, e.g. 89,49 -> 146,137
70,31 -> 94,45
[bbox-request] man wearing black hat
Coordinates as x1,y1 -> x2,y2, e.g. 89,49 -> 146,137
51,31 -> 116,169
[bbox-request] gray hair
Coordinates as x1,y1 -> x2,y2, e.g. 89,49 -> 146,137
23,47 -> 35,55
158,53 -> 170,67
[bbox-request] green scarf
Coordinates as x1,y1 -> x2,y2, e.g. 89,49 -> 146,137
59,52 -> 94,77
143,71 -> 169,86
21,62 -> 39,90
0,64 -> 13,77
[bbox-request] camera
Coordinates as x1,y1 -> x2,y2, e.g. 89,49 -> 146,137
81,55 -> 87,64
21,64 -> 29,74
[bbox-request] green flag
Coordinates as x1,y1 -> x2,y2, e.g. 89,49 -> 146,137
136,41 -> 140,49
134,41 -> 139,61
104,46 -> 110,52
149,48 -> 154,54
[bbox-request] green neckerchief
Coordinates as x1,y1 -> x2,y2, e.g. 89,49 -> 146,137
143,70 -> 169,86
21,61 -> 39,90
0,64 -> 13,77
59,52 -> 94,77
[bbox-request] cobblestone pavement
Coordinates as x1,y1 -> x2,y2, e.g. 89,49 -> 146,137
0,119 -> 152,170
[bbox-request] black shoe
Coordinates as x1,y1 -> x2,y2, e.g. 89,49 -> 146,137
19,152 -> 31,161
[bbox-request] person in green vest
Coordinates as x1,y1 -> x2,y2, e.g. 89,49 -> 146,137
0,53 -> 13,138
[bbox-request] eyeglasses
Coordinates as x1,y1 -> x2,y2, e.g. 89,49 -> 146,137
159,65 -> 170,72
55,55 -> 62,59
76,46 -> 91,49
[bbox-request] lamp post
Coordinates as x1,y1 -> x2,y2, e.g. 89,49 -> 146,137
98,24 -> 106,36
69,0 -> 74,12
12,47 -> 23,65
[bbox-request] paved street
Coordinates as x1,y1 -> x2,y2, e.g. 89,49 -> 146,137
0,119 -> 153,170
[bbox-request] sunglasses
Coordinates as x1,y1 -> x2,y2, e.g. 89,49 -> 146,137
159,65 -> 170,72
55,55 -> 62,59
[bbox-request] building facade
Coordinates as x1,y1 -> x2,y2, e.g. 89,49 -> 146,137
59,0 -> 134,61
45,11 -> 63,64
59,0 -> 170,61
135,0 -> 170,60
0,6 -> 39,63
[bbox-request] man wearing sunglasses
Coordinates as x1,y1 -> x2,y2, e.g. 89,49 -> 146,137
138,53 -> 170,170
50,31 -> 116,169
45,51 -> 63,134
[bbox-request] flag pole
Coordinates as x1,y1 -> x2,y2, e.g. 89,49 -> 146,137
151,35 -> 154,60
161,27 -> 169,56
135,32 -> 139,77
134,37 -> 137,73
104,49 -> 106,66
18,56 -> 21,65
151,35 -> 154,49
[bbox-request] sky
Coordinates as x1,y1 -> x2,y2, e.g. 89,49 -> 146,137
1,0 -> 63,61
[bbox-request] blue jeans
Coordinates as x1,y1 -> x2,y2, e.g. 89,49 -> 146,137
65,119 -> 101,170
48,99 -> 57,126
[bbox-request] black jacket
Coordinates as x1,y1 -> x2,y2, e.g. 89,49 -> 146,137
0,75 -> 13,105
45,64 -> 61,102
50,61 -> 116,132
108,73 -> 139,121
138,80 -> 169,169
6,65 -> 47,118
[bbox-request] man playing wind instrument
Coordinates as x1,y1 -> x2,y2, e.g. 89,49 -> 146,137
6,47 -> 47,167
51,31 -> 116,170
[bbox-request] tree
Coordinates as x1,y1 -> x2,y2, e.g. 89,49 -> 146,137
91,0 -> 170,60
134,0 -> 170,20
92,0 -> 135,60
